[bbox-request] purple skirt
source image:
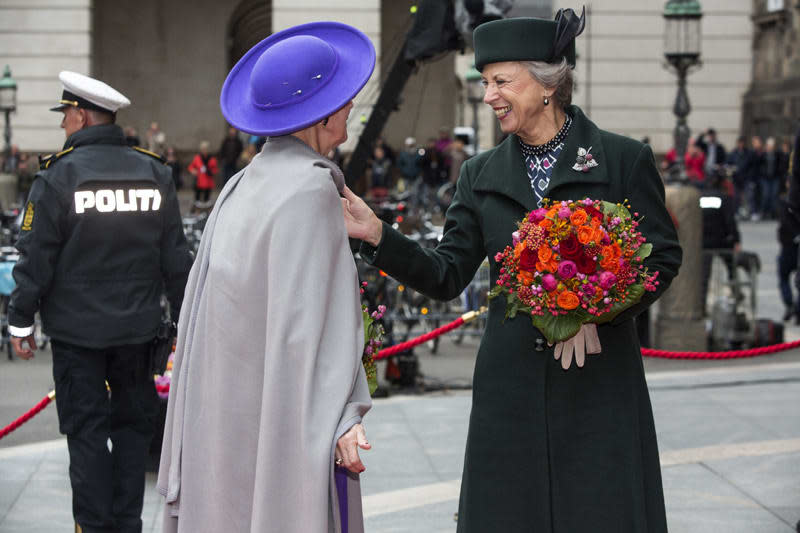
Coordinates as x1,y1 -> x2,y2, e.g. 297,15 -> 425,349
334,466 -> 348,533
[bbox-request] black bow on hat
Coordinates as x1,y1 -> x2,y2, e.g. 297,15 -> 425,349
552,6 -> 586,64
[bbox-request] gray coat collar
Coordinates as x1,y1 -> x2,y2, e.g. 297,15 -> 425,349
264,135 -> 346,193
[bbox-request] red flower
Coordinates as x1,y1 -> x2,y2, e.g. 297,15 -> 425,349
576,253 -> 597,275
583,205 -> 604,222
559,233 -> 582,260
519,247 -> 539,271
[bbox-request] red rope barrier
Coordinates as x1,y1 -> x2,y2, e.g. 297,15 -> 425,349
0,391 -> 54,441
641,339 -> 800,359
375,317 -> 466,360
374,307 -> 800,361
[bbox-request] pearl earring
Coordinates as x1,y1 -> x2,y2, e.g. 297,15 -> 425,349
543,96 -> 550,106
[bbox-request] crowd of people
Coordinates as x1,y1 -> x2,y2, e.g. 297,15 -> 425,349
663,128 -> 795,221
364,128 -> 470,205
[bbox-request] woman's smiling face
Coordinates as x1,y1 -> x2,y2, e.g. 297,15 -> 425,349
481,61 -> 547,138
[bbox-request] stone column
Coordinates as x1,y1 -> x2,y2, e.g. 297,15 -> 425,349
654,183 -> 706,351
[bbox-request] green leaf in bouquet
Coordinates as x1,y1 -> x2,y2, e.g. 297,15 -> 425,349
367,373 -> 378,396
634,242 -> 653,260
531,311 -> 584,344
601,200 -> 631,219
362,312 -> 374,346
488,284 -> 506,300
590,283 -> 646,325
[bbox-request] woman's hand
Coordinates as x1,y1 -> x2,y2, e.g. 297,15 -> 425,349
335,423 -> 371,474
552,323 -> 602,370
340,186 -> 383,246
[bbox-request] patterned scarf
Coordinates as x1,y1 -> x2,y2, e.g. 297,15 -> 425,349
524,143 -> 564,208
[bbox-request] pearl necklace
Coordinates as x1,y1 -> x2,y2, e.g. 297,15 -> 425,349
518,114 -> 573,158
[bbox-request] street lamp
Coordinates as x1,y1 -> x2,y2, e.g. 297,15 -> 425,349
0,66 -> 18,173
663,0 -> 702,182
465,64 -> 483,153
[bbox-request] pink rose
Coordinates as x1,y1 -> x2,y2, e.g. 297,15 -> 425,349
558,206 -> 572,219
557,260 -> 577,279
542,274 -> 558,292
598,271 -> 617,290
529,208 -> 547,223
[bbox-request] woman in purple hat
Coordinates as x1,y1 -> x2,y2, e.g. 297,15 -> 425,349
157,22 -> 376,533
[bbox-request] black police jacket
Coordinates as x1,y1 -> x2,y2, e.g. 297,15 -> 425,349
700,187 -> 740,250
9,124 -> 193,348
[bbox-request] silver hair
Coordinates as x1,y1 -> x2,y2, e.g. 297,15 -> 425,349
520,58 -> 574,109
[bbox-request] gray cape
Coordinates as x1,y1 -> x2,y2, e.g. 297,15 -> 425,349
157,135 -> 371,532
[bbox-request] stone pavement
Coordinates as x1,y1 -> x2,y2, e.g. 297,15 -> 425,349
1,358 -> 799,532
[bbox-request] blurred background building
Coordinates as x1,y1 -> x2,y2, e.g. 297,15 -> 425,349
0,0 -> 793,156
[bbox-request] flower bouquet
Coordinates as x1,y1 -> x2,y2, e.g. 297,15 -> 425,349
488,198 -> 660,345
154,352 -> 174,400
360,281 -> 386,395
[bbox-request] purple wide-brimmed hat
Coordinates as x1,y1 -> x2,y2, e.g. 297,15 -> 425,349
221,21 -> 376,137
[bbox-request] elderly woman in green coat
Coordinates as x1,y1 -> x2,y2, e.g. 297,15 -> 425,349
343,9 -> 681,532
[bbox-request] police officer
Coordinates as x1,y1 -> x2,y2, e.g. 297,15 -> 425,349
9,71 -> 192,533
700,170 -> 741,315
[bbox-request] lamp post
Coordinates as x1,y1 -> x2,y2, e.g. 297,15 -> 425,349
655,1 -> 706,352
0,66 -> 18,172
663,0 -> 703,182
465,65 -> 483,153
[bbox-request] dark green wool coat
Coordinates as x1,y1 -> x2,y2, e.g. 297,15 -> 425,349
362,105 -> 682,532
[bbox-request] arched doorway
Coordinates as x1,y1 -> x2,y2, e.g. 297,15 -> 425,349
228,0 -> 272,68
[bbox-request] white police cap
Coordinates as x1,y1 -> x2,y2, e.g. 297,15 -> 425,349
50,71 -> 130,114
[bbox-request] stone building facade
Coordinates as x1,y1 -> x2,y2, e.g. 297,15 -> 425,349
741,0 -> 800,143
1,0 -> 455,156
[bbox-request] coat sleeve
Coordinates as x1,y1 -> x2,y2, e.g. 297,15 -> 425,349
610,144 -> 682,325
159,178 -> 192,322
360,163 -> 486,301
9,177 -> 65,330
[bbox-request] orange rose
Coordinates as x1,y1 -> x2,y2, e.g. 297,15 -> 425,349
539,218 -> 553,230
556,290 -> 580,310
517,270 -> 535,285
590,216 -> 602,227
612,243 -> 623,257
538,246 -> 553,263
601,245 -> 617,259
600,255 -> 619,273
593,227 -> 605,244
577,225 -> 595,244
569,209 -> 588,226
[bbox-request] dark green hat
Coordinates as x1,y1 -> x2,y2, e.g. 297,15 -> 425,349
473,8 -> 586,71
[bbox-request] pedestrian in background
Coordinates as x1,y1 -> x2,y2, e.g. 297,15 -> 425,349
696,128 -> 726,179
685,139 -> 706,184
779,137 -> 792,194
776,186 -> 800,323
726,136 -> 751,217
218,126 -> 243,185
187,140 -> 217,202
396,136 -> 421,186
700,172 -> 741,315
165,146 -> 183,190
446,134 -> 469,184
369,145 -> 392,191
748,135 -> 766,220
762,137 -> 782,219
10,71 -> 192,533
145,121 -> 166,156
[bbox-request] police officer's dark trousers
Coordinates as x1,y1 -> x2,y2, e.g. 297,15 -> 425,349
51,340 -> 157,533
